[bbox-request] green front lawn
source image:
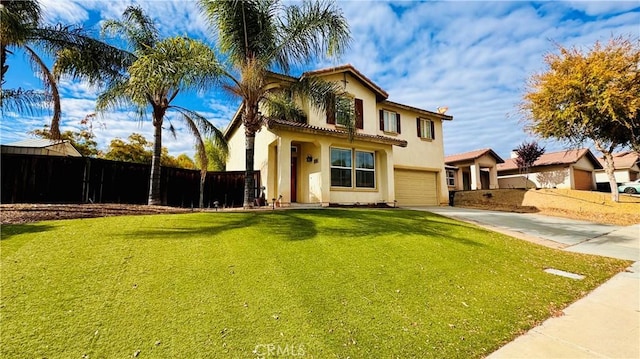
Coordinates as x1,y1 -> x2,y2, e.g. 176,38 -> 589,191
0,209 -> 629,358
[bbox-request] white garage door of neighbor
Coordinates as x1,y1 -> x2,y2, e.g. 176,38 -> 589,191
394,170 -> 438,206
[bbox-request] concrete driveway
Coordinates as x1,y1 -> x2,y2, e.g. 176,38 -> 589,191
418,206 -> 639,261
409,206 -> 639,358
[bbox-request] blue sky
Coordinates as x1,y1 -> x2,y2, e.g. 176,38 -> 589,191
1,0 -> 639,160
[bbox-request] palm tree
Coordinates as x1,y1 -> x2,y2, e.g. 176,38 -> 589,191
1,0 -> 129,139
199,0 -> 351,208
55,6 -> 227,206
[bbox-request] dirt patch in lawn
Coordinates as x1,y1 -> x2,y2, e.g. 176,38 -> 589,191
453,189 -> 640,226
0,203 -> 193,224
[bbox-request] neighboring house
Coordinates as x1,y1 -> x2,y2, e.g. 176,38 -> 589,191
497,148 -> 602,190
444,148 -> 504,191
224,64 -> 453,206
1,139 -> 82,157
594,151 -> 639,184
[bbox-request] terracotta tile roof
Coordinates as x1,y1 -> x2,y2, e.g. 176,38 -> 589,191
497,148 -> 602,171
597,151 -> 640,169
445,148 -> 504,164
265,118 -> 408,147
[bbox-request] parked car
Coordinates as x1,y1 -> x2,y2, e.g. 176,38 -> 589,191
617,179 -> 640,194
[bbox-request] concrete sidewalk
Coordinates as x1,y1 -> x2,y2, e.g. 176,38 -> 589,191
413,207 -> 640,358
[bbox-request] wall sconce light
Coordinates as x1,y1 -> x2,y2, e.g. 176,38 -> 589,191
306,155 -> 313,163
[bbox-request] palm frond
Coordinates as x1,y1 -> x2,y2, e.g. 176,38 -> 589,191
0,88 -> 49,114
95,77 -> 140,114
263,91 -> 306,122
101,5 -> 159,53
199,0 -> 280,67
0,0 -> 41,47
271,0 -> 350,72
126,37 -> 224,104
170,105 -> 230,179
23,45 -> 61,139
290,75 -> 344,115
170,105 -> 229,156
1,0 -> 41,83
34,24 -> 136,87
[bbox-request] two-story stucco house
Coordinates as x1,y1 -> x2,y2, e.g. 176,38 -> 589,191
224,64 -> 453,207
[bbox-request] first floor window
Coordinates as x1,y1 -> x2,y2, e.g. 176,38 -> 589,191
446,169 -> 456,186
331,148 -> 376,188
355,151 -> 375,188
331,148 -> 352,187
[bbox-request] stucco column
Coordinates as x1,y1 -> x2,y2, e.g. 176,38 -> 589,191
455,169 -> 464,191
319,141 -> 331,206
384,148 -> 395,205
277,137 -> 292,205
489,165 -> 499,189
470,163 -> 481,190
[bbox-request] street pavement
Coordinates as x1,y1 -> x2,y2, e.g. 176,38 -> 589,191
410,206 -> 640,358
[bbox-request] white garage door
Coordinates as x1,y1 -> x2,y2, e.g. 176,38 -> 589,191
394,169 -> 438,206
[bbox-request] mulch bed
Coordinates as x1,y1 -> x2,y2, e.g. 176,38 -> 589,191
0,204 -> 193,225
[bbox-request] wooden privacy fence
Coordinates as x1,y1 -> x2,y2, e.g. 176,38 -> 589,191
1,154 -> 260,208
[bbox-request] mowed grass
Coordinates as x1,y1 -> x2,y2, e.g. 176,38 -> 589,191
0,209 -> 629,358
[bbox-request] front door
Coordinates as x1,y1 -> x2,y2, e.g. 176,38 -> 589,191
290,156 -> 297,202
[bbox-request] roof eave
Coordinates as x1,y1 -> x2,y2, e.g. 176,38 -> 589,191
266,120 -> 407,148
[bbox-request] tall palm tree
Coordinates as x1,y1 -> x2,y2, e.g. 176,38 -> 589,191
55,6 -> 227,206
199,0 -> 351,208
1,0 -> 129,139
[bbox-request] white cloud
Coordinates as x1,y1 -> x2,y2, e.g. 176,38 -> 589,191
40,0 -> 89,24
4,0 -> 638,161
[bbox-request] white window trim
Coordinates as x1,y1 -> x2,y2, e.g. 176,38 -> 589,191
330,147 -> 377,189
383,110 -> 398,133
446,169 -> 456,186
355,150 -> 376,188
419,118 -> 433,139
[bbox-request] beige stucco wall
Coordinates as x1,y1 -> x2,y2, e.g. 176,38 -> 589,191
595,165 -> 639,183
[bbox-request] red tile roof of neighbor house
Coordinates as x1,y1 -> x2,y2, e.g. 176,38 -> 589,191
444,148 -> 505,164
265,118 -> 408,147
597,151 -> 640,169
497,148 -> 603,171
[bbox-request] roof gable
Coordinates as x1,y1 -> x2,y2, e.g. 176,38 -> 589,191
498,148 -> 602,171
597,151 -> 640,169
302,64 -> 388,102
445,148 -> 504,164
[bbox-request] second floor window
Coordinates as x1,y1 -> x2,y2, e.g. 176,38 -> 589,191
327,98 -> 363,129
380,110 -> 400,133
335,97 -> 353,127
417,118 -> 435,140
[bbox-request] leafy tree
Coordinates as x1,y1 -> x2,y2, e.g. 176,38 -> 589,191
1,0 -> 128,139
514,141 -> 545,189
199,0 -> 351,207
29,113 -> 102,156
521,36 -> 640,202
103,133 -> 152,164
173,153 -> 197,170
55,6 -> 227,206
30,127 -> 99,157
103,133 -> 198,170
